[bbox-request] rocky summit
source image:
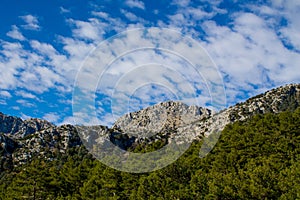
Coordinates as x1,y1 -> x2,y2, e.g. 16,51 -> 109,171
0,83 -> 299,170
0,113 -> 54,139
111,101 -> 212,145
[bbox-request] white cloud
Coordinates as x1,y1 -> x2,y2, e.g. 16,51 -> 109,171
0,100 -> 7,105
200,11 -> 300,105
30,40 -> 58,57
0,90 -> 12,98
60,116 -> 76,125
20,113 -> 32,120
91,11 -> 109,19
166,2 -> 221,36
168,13 -> 185,26
16,99 -> 35,108
125,0 -> 145,10
249,1 -> 300,51
171,0 -> 190,7
68,16 -> 129,42
121,9 -> 140,22
20,15 -> 40,30
12,106 -> 20,110
185,8 -> 215,20
0,41 -> 26,90
0,39 -> 70,94
6,25 -> 26,41
1,1 -> 299,125
64,111 -> 100,126
15,90 -> 39,99
60,6 -> 71,14
277,1 -> 300,51
43,112 -> 60,124
69,18 -> 104,41
19,66 -> 62,93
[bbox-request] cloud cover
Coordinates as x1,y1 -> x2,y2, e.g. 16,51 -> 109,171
0,0 -> 299,125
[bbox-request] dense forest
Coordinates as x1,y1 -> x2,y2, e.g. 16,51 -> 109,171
0,108 -> 299,199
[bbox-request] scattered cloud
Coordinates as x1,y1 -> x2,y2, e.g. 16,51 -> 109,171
276,1 -> 300,51
0,41 -> 27,90
64,111 -> 100,126
125,0 -> 145,10
6,25 -> 26,41
0,90 -> 12,98
165,2 -> 219,36
60,116 -> 76,125
68,18 -> 105,41
12,106 -> 20,110
16,99 -> 35,108
200,11 -> 300,105
20,15 -> 40,31
121,9 -> 140,22
60,6 -> 71,14
0,1 -> 299,125
171,0 -> 190,7
91,11 -> 109,19
43,112 -> 60,124
20,113 -> 32,120
15,90 -> 39,100
0,100 -> 7,105
30,40 -> 58,57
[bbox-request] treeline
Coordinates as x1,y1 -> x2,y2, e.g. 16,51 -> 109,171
0,108 -> 300,199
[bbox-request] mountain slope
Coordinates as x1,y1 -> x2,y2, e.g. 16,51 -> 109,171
0,83 -> 299,171
1,103 -> 299,199
199,83 -> 300,138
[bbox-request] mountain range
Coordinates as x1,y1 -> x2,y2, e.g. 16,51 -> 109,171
0,83 -> 299,171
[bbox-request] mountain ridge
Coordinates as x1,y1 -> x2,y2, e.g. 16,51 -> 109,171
0,83 -> 299,170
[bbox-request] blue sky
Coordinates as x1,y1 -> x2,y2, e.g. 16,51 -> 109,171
0,0 -> 299,126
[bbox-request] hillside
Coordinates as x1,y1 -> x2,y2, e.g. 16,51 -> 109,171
0,83 -> 299,199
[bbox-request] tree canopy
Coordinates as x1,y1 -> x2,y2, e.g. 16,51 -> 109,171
1,108 -> 299,199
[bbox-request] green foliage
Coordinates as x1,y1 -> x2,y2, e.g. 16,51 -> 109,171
130,138 -> 167,153
0,108 -> 299,199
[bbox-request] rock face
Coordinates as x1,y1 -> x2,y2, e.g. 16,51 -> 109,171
0,83 -> 299,170
0,113 -> 54,138
0,113 -> 23,135
202,83 -> 300,137
12,124 -> 82,166
112,101 -> 212,142
0,121 -> 82,170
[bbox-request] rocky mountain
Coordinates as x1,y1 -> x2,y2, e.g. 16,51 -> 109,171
199,83 -> 300,137
0,83 -> 299,171
0,113 -> 54,138
0,123 -> 82,170
110,101 -> 212,148
93,83 -> 300,150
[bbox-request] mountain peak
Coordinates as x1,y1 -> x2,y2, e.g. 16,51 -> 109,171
112,100 -> 212,137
